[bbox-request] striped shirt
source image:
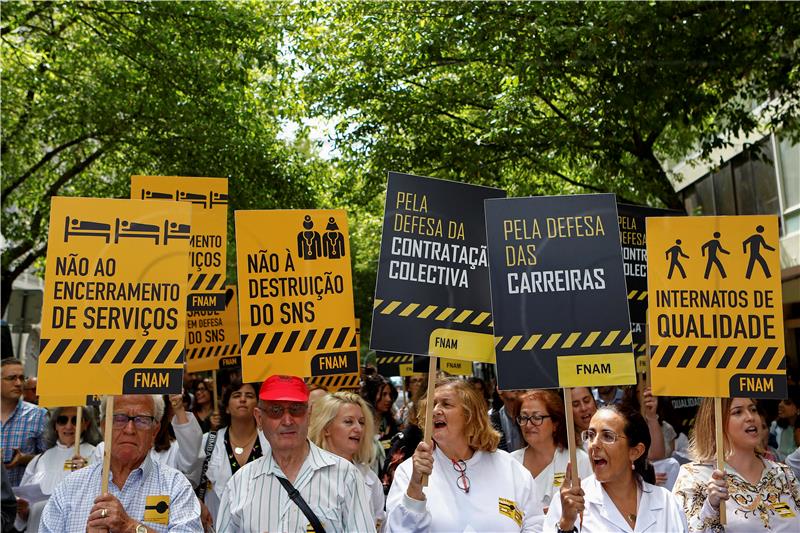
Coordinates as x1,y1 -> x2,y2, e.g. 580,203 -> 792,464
39,453 -> 202,532
216,440 -> 376,532
1,399 -> 47,486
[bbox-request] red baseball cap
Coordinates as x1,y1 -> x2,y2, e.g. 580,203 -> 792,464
259,375 -> 309,402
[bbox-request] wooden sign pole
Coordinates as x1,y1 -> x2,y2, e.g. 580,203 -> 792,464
211,370 -> 219,415
74,407 -> 82,459
563,388 -> 580,481
421,355 -> 438,487
714,397 -> 726,524
101,396 -> 114,494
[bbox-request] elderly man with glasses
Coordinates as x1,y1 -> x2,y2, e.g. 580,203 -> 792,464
39,394 -> 202,532
0,358 -> 47,486
217,375 -> 375,532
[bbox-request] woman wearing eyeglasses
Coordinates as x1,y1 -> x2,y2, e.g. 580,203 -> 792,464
194,379 -> 267,527
673,397 -> 800,532
309,392 -> 386,529
16,406 -> 102,533
385,378 -> 544,532
544,404 -> 687,533
511,390 -> 592,513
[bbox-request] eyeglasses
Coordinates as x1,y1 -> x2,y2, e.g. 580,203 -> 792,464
516,414 -> 551,426
581,429 -> 628,444
112,414 -> 157,430
1,374 -> 25,382
261,403 -> 308,419
452,459 -> 470,493
56,415 -> 78,426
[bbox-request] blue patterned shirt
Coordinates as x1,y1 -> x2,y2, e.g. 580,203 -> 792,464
1,399 -> 46,486
39,453 -> 202,532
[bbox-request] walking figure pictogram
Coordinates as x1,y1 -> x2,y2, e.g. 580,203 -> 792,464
701,232 -> 729,279
742,225 -> 775,279
666,239 -> 689,279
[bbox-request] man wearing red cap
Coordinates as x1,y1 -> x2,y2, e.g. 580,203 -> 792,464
216,375 -> 375,532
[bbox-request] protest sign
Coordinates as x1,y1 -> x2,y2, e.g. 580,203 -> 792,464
38,197 -> 191,396
131,176 -> 228,311
185,285 -> 240,373
486,193 -> 635,390
236,209 -> 357,382
647,216 -> 786,398
376,352 -> 414,377
616,203 -> 682,356
307,319 -> 361,391
370,172 -> 505,362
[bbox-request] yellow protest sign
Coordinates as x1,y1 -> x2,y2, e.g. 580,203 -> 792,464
440,358 -> 472,376
38,394 -> 101,408
236,210 -> 357,382
647,216 -> 786,398
38,197 -> 191,397
307,319 -> 360,391
131,176 -> 228,312
185,285 -> 241,373
39,197 -> 191,397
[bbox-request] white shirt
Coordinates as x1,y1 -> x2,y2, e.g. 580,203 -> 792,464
385,446 -> 544,532
510,446 -> 592,511
356,462 -> 386,528
673,459 -> 800,533
544,474 -> 687,532
92,412 -> 203,484
216,440 -> 376,532
193,426 -> 270,522
17,441 -> 96,533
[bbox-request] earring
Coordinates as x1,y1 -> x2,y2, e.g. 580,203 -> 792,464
631,463 -> 635,470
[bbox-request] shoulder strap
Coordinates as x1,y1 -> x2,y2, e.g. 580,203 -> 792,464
277,476 -> 326,533
195,430 -> 218,500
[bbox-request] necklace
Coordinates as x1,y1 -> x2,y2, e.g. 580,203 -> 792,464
230,430 -> 257,455
625,513 -> 637,527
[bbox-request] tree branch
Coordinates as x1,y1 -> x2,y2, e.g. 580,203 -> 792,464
1,132 -> 99,202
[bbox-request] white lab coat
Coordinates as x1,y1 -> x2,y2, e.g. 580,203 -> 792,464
544,474 -> 688,532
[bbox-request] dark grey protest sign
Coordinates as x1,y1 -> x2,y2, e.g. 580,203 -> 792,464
370,172 -> 504,362
616,203 -> 682,355
486,193 -> 635,390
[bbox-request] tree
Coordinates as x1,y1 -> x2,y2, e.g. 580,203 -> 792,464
291,1 -> 800,209
1,1 -> 316,313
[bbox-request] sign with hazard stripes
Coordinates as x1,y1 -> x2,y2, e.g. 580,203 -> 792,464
131,176 -> 228,312
236,209 -> 357,381
376,352 -> 414,377
486,193 -> 635,390
647,215 -> 786,398
185,285 -> 240,373
616,203 -> 682,355
306,319 -> 361,391
370,172 -> 505,362
38,197 -> 191,396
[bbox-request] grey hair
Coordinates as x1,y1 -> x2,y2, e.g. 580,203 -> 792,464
43,406 -> 104,448
100,394 -> 165,421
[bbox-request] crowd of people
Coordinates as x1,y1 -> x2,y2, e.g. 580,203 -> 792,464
2,355 -> 800,532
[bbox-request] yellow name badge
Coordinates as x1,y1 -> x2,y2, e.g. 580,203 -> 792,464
770,501 -> 796,518
498,497 -> 523,527
144,495 -> 170,525
553,472 -> 566,487
63,460 -> 72,471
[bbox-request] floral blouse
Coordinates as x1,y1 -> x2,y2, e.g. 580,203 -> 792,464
673,459 -> 800,532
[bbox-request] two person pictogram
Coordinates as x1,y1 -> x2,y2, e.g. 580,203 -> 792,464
297,215 -> 346,260
665,225 -> 775,280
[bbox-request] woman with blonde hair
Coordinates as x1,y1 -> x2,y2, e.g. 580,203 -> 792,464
385,377 -> 543,531
673,397 -> 800,532
309,391 -> 385,527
